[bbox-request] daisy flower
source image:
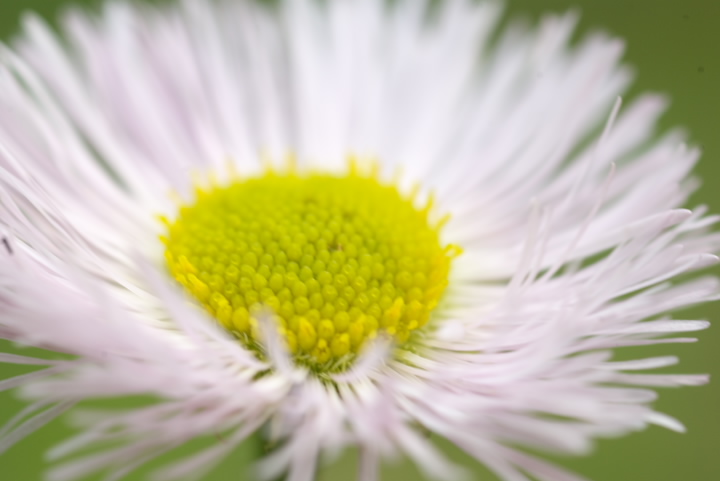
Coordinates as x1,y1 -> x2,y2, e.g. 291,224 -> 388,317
0,0 -> 717,480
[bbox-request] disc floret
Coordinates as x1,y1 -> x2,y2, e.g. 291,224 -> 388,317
162,164 -> 459,371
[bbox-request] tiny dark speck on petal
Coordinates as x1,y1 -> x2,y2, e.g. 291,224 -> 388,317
2,237 -> 12,255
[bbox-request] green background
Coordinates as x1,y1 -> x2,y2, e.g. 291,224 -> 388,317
1,0 -> 718,480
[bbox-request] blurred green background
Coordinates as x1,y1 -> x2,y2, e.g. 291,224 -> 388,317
1,0 -> 718,480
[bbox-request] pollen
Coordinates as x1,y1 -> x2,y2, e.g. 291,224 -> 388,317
162,162 -> 460,372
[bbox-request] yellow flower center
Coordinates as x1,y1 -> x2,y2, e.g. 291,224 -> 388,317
161,163 -> 459,372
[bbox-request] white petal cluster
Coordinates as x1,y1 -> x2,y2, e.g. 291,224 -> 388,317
0,1 -> 717,480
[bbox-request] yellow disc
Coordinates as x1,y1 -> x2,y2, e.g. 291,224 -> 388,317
162,162 -> 460,371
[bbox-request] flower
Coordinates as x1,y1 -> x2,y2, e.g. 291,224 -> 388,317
0,0 -> 717,480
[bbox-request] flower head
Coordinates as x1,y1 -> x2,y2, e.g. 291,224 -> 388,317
0,0 -> 717,480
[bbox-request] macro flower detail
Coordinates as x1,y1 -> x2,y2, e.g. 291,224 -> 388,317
0,0 -> 717,481
162,163 -> 458,371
